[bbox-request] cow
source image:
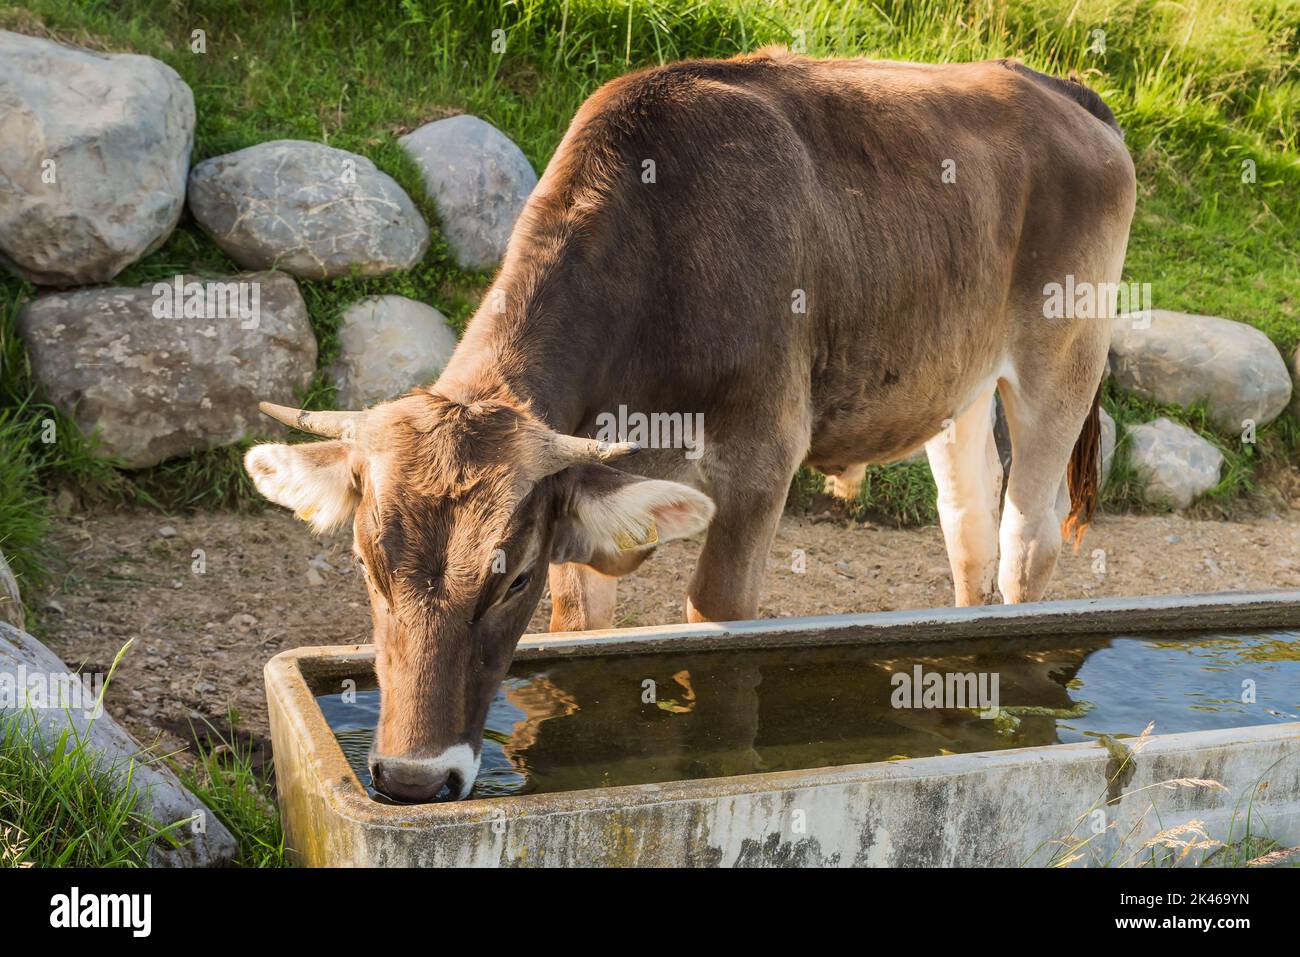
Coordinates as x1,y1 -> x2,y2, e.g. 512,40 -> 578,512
245,49 -> 1136,801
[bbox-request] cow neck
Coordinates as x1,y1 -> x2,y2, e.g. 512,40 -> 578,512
433,304 -> 594,438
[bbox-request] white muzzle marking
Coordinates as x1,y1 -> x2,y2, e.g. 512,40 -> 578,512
374,744 -> 480,800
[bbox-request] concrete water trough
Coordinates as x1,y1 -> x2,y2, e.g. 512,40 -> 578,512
266,591 -> 1300,866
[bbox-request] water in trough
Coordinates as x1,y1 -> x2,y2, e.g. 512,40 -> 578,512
315,630 -> 1300,801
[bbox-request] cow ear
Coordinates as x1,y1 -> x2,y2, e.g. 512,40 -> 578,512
244,441 -> 360,533
551,465 -> 714,574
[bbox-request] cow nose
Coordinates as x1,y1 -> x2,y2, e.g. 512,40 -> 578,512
369,758 -> 457,803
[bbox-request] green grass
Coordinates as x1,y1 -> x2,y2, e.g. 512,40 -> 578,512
848,460 -> 940,526
0,655 -> 286,868
0,708 -> 285,867
0,644 -> 178,867
0,406 -> 50,590
171,713 -> 287,868
0,0 -> 1297,581
0,711 -> 184,867
0,281 -> 124,590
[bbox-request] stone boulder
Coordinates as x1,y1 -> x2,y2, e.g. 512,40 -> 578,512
1290,344 -> 1300,419
1126,417 -> 1223,509
0,622 -> 237,866
188,140 -> 429,279
399,115 -> 537,270
18,272 -> 317,468
1109,311 -> 1292,432
328,295 -> 458,407
0,549 -> 22,631
0,31 -> 195,285
1099,407 -> 1116,485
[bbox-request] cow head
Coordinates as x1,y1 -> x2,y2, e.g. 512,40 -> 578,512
245,390 -> 713,801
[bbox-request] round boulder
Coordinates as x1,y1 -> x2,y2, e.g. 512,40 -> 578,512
188,141 -> 429,280
1109,310 -> 1292,433
0,31 -> 195,285
1099,407 -> 1116,485
18,272 -> 317,468
0,549 -> 22,631
328,295 -> 458,407
399,115 -> 537,270
1126,417 -> 1223,510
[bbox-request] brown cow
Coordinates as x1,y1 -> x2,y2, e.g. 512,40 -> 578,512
246,50 -> 1135,801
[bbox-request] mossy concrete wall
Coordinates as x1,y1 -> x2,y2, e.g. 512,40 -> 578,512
266,592 -> 1300,867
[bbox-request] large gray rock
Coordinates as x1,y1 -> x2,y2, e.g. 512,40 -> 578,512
328,295 -> 458,407
18,272 -> 316,468
0,622 -> 237,866
399,115 -> 537,270
188,140 -> 429,280
0,549 -> 22,631
1099,407 -> 1116,485
1290,344 -> 1300,419
1127,417 -> 1223,509
0,31 -> 195,286
1109,311 -> 1292,432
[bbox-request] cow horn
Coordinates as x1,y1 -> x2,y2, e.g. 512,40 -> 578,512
540,432 -> 640,476
258,402 -> 365,440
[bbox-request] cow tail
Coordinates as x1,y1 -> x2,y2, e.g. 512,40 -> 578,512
1062,383 -> 1103,551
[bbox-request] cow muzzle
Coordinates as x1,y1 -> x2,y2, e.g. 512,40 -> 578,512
368,744 -> 480,803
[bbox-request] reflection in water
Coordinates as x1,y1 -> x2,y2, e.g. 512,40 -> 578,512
314,630 -> 1300,801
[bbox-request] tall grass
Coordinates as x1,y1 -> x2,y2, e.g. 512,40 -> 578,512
0,706 -> 285,868
0,649 -> 286,868
0,642 -> 190,867
0,712 -> 182,867
1034,724 -> 1299,867
0,407 -> 49,591
172,716 -> 287,868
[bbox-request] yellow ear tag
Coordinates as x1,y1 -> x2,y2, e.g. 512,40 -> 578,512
295,505 -> 318,523
614,519 -> 659,552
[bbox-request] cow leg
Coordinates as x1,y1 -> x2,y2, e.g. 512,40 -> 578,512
925,383 -> 1002,606
547,562 -> 617,631
997,350 -> 1108,604
685,485 -> 786,623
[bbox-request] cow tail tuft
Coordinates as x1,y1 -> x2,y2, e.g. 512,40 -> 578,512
1062,383 -> 1103,552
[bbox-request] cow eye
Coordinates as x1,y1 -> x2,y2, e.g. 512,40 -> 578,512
507,570 -> 532,597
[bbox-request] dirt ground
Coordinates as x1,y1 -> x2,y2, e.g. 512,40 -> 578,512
32,506 -> 1300,763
